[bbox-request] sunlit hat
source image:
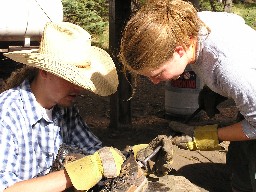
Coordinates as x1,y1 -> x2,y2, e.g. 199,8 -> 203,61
4,22 -> 118,96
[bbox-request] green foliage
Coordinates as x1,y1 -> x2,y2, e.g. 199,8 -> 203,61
62,0 -> 108,37
232,2 -> 256,29
199,0 -> 223,11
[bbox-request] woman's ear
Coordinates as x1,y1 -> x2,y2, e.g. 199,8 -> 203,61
174,46 -> 186,58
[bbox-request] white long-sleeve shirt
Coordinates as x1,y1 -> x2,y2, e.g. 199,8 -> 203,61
192,11 -> 256,138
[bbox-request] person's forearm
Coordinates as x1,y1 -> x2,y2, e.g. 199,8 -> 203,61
218,122 -> 250,142
4,169 -> 72,192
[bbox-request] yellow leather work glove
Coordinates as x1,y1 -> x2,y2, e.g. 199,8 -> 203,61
170,121 -> 222,151
125,135 -> 174,177
187,124 -> 220,150
64,147 -> 125,191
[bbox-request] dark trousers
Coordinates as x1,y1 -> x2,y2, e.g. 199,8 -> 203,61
227,140 -> 256,192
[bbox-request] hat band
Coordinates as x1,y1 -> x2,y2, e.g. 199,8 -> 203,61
75,61 -> 91,69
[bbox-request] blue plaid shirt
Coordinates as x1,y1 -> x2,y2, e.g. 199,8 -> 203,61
0,79 -> 102,190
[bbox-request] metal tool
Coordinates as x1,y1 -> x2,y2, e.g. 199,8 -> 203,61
137,145 -> 162,168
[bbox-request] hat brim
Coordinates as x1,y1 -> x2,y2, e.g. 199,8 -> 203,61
4,47 -> 118,96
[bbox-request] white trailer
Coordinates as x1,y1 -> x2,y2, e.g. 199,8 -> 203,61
0,0 -> 63,78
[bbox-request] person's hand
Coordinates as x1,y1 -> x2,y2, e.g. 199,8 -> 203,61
64,147 -> 125,191
170,121 -> 222,151
128,135 -> 174,176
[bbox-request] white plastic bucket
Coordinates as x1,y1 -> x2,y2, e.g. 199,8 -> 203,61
165,66 -> 203,116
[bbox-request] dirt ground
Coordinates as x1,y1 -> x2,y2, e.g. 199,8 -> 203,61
76,76 -> 239,192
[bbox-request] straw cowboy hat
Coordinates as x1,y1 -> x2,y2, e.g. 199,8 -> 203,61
4,22 -> 118,96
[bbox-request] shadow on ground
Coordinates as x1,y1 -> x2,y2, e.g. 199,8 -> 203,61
173,163 -> 232,191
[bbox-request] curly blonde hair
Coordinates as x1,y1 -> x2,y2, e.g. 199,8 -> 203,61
119,0 -> 207,73
1,66 -> 38,92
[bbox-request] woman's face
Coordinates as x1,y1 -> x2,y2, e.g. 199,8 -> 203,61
140,45 -> 193,84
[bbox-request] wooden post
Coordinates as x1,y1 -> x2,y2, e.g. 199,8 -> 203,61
109,0 -> 132,130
